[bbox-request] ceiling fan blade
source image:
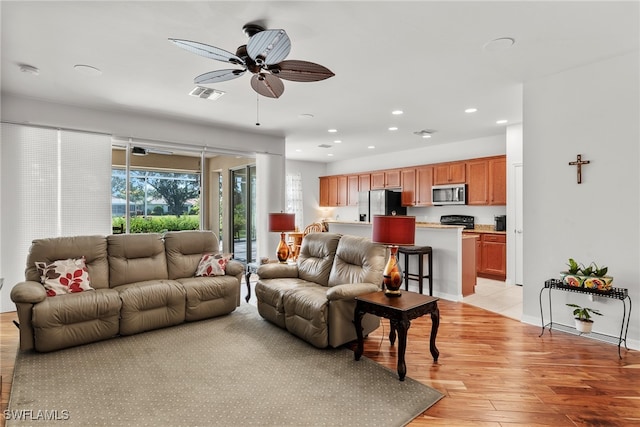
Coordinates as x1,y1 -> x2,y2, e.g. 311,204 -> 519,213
250,73 -> 285,98
247,29 -> 291,65
195,69 -> 246,84
271,60 -> 335,82
169,39 -> 244,65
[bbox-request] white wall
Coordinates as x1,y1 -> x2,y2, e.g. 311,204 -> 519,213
522,51 -> 639,349
506,123 -> 524,286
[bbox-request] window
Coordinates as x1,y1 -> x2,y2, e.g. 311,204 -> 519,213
286,172 -> 303,230
111,168 -> 201,233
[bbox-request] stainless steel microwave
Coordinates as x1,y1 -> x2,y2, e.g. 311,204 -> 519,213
432,184 -> 466,205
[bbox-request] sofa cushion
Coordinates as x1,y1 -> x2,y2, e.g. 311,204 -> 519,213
296,233 -> 341,287
108,233 -> 168,287
178,276 -> 240,321
195,253 -> 230,277
164,230 -> 219,279
282,285 -> 330,348
26,235 -> 109,289
328,235 -> 386,287
115,280 -> 186,335
31,289 -> 121,352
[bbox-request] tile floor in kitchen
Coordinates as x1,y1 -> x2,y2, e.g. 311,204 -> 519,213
463,277 -> 523,320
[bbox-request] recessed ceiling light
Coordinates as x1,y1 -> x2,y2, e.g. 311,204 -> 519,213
368,145 -> 375,149
465,108 -> 478,113
295,149 -> 302,152
327,153 -> 334,157
392,110 -> 403,115
328,129 -> 337,133
18,64 -> 39,75
333,140 -> 342,144
483,37 -> 515,52
74,64 -> 102,76
422,134 -> 432,139
496,119 -> 508,124
388,127 -> 398,131
189,86 -> 225,100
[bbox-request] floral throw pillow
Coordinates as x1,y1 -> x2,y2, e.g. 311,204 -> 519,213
195,253 -> 232,277
35,257 -> 94,297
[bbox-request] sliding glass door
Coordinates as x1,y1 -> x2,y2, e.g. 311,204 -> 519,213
230,165 -> 256,263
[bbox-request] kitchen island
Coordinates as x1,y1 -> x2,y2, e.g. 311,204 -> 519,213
327,221 -> 468,301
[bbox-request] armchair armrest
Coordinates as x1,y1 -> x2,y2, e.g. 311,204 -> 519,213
257,263 -> 299,279
225,260 -> 244,277
326,283 -> 379,301
10,280 -> 47,304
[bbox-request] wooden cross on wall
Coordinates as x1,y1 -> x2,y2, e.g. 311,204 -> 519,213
568,154 -> 590,184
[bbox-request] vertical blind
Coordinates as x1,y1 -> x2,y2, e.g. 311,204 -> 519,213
0,123 -> 112,312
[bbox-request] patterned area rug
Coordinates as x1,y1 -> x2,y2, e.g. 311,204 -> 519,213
8,304 -> 443,426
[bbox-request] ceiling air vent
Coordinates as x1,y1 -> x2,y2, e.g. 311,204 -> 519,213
189,86 -> 225,100
317,144 -> 332,148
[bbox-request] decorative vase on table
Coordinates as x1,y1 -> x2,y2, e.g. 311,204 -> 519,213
372,215 -> 416,297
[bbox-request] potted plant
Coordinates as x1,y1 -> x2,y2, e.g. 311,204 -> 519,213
560,259 -> 613,291
566,303 -> 602,333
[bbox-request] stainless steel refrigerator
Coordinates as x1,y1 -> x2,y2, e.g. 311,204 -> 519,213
358,189 -> 406,222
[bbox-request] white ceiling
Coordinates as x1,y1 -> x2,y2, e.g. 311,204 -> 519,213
1,1 -> 638,163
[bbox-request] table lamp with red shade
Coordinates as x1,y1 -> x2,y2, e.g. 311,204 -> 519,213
268,213 -> 296,263
371,215 -> 416,297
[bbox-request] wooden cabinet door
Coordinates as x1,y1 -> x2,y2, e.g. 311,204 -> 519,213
358,174 -> 371,192
400,168 -> 416,206
415,166 -> 433,205
385,169 -> 401,188
337,175 -> 348,206
449,162 -> 466,183
328,176 -> 338,206
466,159 -> 489,205
371,172 -> 385,189
481,234 -> 506,278
433,162 -> 466,184
347,175 -> 359,206
433,165 -> 450,185
489,156 -> 507,205
319,177 -> 329,207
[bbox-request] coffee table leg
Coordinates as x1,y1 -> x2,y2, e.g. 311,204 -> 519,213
392,318 -> 410,381
354,306 -> 365,361
430,304 -> 440,362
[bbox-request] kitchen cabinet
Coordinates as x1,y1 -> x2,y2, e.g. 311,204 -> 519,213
400,168 -> 416,206
480,233 -> 506,280
415,166 -> 433,206
319,177 -> 329,207
328,176 -> 339,206
466,156 -> 506,206
462,235 -> 478,296
337,175 -> 348,206
433,161 -> 466,185
463,232 -> 506,281
347,175 -> 359,206
371,169 -> 401,189
358,174 -> 371,192
488,157 -> 507,205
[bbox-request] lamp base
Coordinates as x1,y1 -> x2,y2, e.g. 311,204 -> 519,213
382,246 -> 403,297
276,232 -> 290,263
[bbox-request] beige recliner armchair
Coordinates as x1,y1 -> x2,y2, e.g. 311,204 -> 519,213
255,232 -> 386,348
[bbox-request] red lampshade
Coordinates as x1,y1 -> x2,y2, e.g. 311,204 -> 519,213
269,213 -> 296,232
372,215 -> 415,246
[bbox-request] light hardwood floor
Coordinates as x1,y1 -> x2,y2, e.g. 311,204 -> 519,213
2,281 -> 639,426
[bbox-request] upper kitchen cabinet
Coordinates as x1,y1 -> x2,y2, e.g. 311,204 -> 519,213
466,156 -> 506,206
401,166 -> 433,207
319,176 -> 329,207
488,157 -> 506,205
400,168 -> 416,206
347,175 -> 359,206
371,169 -> 401,189
358,174 -> 371,192
433,161 -> 466,185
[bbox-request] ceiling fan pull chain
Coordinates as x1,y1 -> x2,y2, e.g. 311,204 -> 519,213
256,92 -> 260,126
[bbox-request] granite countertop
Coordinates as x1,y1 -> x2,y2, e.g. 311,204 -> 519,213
328,220 -> 506,234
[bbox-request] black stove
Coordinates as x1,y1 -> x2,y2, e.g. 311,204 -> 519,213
440,214 -> 475,229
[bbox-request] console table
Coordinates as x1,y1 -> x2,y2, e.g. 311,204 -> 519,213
354,291 -> 439,381
539,279 -> 631,358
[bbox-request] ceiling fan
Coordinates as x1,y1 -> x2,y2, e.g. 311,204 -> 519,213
169,24 -> 335,98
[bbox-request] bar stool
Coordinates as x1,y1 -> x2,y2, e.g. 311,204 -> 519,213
398,246 -> 433,295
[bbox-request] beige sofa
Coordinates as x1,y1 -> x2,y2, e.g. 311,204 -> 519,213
255,233 -> 386,348
10,230 -> 243,352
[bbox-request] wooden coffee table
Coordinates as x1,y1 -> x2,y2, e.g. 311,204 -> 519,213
354,291 -> 439,381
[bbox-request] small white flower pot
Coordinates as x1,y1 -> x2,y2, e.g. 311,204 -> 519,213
574,318 -> 593,334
